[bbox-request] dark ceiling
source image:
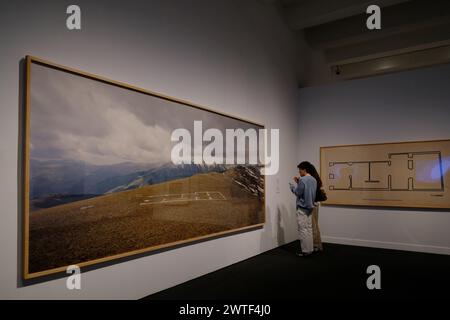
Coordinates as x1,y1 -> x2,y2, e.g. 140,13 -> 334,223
276,0 -> 450,80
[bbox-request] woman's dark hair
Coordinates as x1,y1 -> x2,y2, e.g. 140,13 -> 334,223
297,161 -> 323,188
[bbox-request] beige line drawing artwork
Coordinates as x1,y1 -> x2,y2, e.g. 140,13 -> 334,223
321,140 -> 450,209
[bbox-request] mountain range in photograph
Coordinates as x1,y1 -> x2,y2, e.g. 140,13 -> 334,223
30,159 -> 231,210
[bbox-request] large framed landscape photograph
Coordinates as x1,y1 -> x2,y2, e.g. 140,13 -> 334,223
23,56 -> 265,279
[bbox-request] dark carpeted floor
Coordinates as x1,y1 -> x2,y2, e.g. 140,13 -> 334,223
143,241 -> 450,300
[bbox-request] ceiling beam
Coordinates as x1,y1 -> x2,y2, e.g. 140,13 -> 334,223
325,22 -> 450,64
304,0 -> 450,49
331,44 -> 450,80
284,0 -> 410,30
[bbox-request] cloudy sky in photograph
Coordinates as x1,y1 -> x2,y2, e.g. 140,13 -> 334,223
30,62 -> 261,166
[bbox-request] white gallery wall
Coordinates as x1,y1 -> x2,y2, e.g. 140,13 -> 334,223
298,64 -> 450,255
0,0 -> 302,299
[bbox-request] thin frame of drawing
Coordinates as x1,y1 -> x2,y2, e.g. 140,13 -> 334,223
320,139 -> 450,209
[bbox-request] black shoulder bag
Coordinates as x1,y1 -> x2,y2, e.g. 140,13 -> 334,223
316,187 -> 327,202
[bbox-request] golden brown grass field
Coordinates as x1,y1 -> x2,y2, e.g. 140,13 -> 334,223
28,169 -> 264,274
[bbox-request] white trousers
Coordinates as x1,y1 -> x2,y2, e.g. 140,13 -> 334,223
296,208 -> 313,254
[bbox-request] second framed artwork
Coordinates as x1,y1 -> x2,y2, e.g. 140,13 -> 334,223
320,139 -> 450,209
23,56 -> 265,279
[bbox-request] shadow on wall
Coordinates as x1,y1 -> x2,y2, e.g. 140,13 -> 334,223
259,203 -> 296,252
17,58 -> 26,289
277,203 -> 297,246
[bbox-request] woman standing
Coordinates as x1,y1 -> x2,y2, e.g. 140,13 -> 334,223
290,161 -> 317,256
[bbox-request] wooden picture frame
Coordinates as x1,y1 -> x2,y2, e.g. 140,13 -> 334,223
23,56 -> 265,279
320,139 -> 450,209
